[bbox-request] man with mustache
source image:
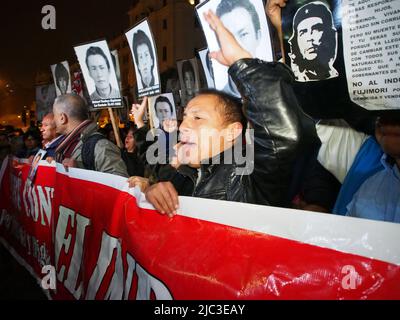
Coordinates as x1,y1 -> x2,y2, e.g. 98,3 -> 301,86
288,1 -> 338,82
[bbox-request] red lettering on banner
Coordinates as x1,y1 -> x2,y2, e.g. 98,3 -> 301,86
84,231 -> 172,300
55,206 -> 90,299
22,181 -> 53,226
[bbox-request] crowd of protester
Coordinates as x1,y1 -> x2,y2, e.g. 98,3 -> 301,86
1,1 -> 398,225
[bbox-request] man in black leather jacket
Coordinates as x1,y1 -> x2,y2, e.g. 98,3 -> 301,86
142,10 -> 317,217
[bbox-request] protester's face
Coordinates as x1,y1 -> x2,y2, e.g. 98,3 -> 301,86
184,71 -> 195,96
297,17 -> 324,61
136,43 -> 154,85
40,116 -> 57,142
376,119 -> 400,159
41,87 -> 49,100
25,136 -> 38,150
220,7 -> 260,56
155,102 -> 172,125
125,131 -> 136,152
53,104 -> 67,135
87,54 -> 110,91
178,94 -> 231,167
57,77 -> 68,95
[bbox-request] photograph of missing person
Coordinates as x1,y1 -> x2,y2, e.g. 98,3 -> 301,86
27,149 -> 47,184
74,39 -> 122,108
196,0 -> 273,97
125,19 -> 161,98
198,48 -> 215,88
177,58 -> 201,106
149,93 -> 177,131
51,61 -> 71,96
287,1 -> 339,82
36,84 -> 56,122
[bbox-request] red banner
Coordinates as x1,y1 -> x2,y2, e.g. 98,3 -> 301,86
1,157 -> 399,299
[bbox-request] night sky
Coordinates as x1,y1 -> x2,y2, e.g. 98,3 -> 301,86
0,0 -> 135,117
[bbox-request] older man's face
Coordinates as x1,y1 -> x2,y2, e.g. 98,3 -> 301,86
41,115 -> 57,142
297,17 -> 324,61
53,104 -> 66,135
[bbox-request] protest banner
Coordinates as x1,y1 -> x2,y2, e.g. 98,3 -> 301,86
1,158 -> 399,299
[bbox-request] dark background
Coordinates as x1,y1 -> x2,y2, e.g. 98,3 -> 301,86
0,0 -> 136,117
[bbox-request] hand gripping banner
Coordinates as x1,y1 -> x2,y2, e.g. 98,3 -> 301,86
0,157 -> 399,299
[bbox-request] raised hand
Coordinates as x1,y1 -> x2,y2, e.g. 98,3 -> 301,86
266,0 -> 288,62
203,9 -> 252,67
162,119 -> 178,133
131,96 -> 148,129
266,0 -> 287,31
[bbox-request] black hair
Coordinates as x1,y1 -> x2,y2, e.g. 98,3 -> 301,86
132,30 -> 155,71
182,60 -> 195,77
205,50 -> 214,79
85,46 -> 110,70
23,129 -> 41,143
55,63 -> 70,84
198,88 -> 244,127
154,96 -> 173,114
216,0 -> 261,34
288,2 -> 337,75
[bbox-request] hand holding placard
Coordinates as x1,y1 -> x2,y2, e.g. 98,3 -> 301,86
203,10 -> 252,67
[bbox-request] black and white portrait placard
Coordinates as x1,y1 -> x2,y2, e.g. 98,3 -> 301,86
125,19 -> 161,98
342,0 -> 400,110
50,61 -> 72,96
27,149 -> 47,184
74,39 -> 122,108
198,48 -> 215,88
148,93 -> 177,130
36,84 -> 56,122
196,0 -> 273,97
177,58 -> 201,106
287,1 -> 339,83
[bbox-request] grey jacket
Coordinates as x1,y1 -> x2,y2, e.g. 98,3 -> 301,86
71,122 -> 128,178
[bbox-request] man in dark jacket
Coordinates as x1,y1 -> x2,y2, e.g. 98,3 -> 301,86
40,113 -> 64,159
143,10 -> 316,216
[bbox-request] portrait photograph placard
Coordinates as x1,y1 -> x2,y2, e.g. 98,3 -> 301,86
27,149 -> 47,184
36,84 -> 56,122
148,93 -> 177,130
198,48 -> 215,89
74,39 -> 122,109
177,58 -> 201,106
196,0 -> 273,97
125,19 -> 161,98
50,60 -> 72,97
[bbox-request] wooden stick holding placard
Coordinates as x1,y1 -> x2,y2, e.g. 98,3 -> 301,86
107,108 -> 122,149
148,99 -> 154,130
